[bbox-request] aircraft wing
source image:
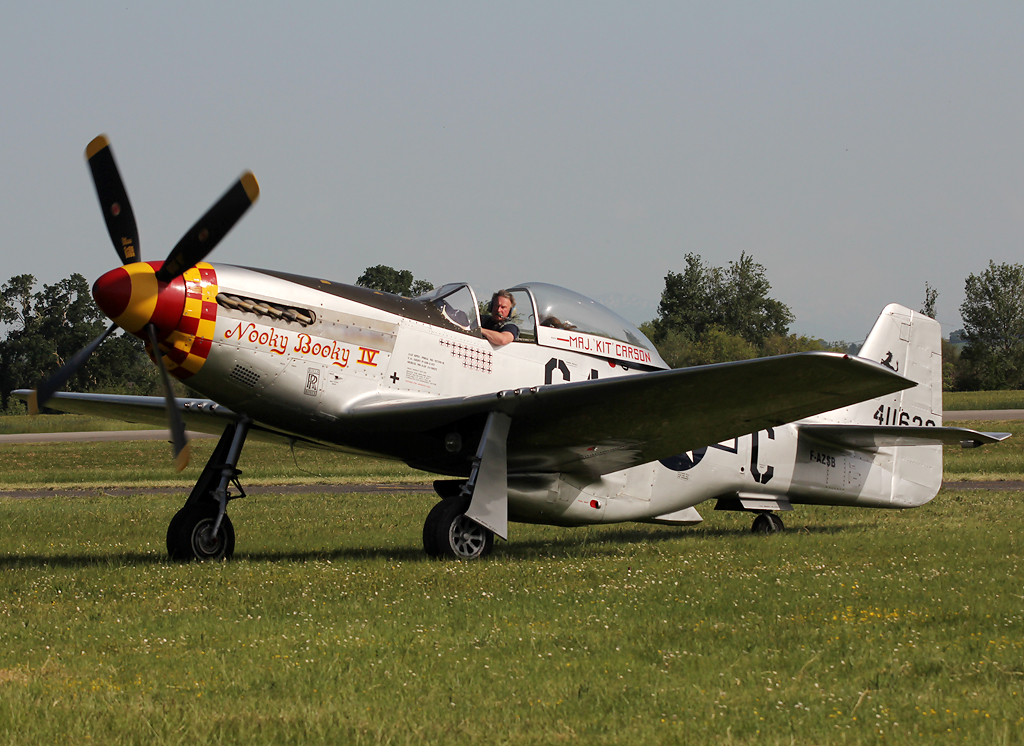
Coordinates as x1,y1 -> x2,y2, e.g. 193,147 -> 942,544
799,423 -> 1011,449
9,390 -> 303,449
345,352 -> 914,475
13,352 -> 912,476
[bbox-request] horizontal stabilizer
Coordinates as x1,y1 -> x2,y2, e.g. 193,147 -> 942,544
800,423 -> 1010,449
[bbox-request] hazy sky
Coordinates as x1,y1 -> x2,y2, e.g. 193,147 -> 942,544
2,2 -> 1022,342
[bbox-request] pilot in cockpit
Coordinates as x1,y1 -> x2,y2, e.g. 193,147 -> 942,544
480,290 -> 520,346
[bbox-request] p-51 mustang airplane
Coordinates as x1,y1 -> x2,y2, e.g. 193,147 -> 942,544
15,135 -> 1009,561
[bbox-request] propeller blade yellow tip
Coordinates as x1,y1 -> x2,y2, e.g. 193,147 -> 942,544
174,444 -> 191,473
240,171 -> 260,203
85,134 -> 110,160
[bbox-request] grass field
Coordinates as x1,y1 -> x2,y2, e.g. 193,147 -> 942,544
1,411 -> 1022,743
1,488 -> 1022,744
0,413 -> 151,435
942,419 -> 1024,482
0,439 -> 426,490
943,390 -> 1024,411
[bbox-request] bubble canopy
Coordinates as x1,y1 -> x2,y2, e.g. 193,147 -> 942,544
509,282 -> 668,370
417,281 -> 668,369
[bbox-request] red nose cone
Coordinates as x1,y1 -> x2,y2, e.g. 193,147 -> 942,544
92,267 -> 131,320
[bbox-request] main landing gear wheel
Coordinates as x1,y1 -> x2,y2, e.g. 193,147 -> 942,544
751,513 -> 785,535
423,496 -> 494,560
167,500 -> 236,561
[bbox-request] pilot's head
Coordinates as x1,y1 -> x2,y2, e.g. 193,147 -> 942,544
490,290 -> 515,321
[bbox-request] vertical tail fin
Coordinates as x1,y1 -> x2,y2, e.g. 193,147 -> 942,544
806,304 -> 943,507
820,304 -> 942,427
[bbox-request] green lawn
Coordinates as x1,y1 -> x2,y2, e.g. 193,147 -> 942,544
1,489 -> 1022,744
943,390 -> 1024,410
0,413 -> 152,435
942,419 -> 1024,481
0,439 -> 426,489
1,408 -> 1022,743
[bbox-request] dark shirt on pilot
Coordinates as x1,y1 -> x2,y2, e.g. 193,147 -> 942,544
481,315 -> 520,341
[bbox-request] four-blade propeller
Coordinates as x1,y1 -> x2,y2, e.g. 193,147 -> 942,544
29,135 -> 259,471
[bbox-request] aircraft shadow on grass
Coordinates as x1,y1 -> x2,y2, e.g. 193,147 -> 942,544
0,522 -> 863,569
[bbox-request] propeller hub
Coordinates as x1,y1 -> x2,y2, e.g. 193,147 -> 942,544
93,261 -> 186,335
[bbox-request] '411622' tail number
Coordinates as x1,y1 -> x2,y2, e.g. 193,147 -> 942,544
874,405 -> 935,427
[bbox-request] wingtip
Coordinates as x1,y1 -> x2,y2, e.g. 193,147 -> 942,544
85,134 -> 110,160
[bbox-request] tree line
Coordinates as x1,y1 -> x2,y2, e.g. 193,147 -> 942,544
647,255 -> 1024,392
639,252 -> 841,368
2,257 -> 1022,414
0,274 -> 163,413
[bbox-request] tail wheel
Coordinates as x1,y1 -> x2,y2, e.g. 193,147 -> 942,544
751,513 -> 784,535
423,496 -> 494,560
167,501 -> 236,561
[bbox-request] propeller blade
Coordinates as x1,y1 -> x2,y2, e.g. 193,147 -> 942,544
146,324 -> 191,471
155,172 -> 259,282
29,322 -> 118,415
85,135 -> 141,264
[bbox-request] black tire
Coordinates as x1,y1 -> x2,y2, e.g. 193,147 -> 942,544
751,513 -> 780,535
768,513 -> 785,533
167,501 -> 235,561
423,496 -> 494,560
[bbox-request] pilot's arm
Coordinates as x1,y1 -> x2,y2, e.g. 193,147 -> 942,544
481,327 -> 515,346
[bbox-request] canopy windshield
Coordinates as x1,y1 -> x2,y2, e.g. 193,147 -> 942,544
416,282 -> 480,331
509,282 -> 668,369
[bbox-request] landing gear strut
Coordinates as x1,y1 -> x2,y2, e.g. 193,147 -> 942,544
422,411 -> 510,559
751,512 -> 785,535
167,419 -> 249,561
